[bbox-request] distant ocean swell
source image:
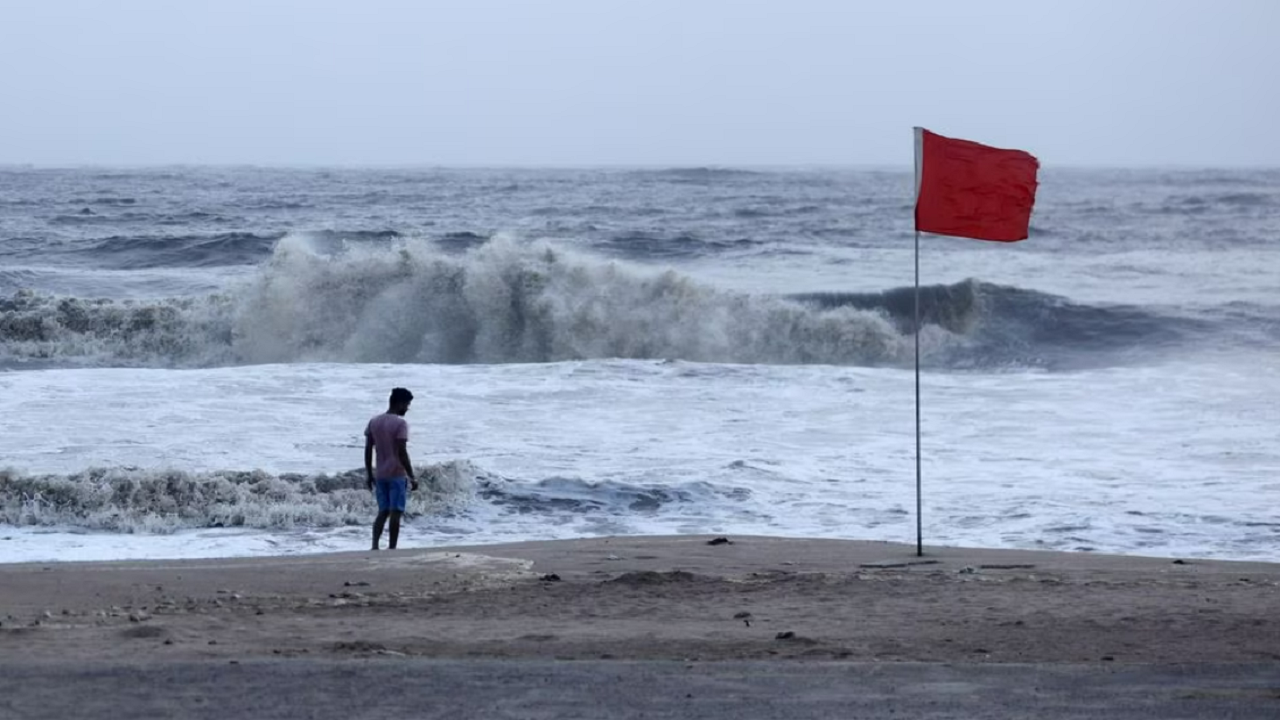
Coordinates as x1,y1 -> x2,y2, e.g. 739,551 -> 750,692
0,229 -> 403,269
0,463 -> 749,534
0,235 -> 1236,370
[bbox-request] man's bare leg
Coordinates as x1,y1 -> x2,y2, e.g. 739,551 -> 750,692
388,510 -> 403,550
372,510 -> 390,550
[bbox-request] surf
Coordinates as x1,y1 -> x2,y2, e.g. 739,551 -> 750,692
0,234 -> 1231,370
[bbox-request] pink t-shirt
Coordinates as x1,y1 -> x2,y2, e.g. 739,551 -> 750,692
365,413 -> 410,480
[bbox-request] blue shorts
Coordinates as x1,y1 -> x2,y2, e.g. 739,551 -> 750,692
374,477 -> 408,512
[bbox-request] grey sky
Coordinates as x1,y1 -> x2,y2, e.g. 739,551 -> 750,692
1,0 -> 1275,167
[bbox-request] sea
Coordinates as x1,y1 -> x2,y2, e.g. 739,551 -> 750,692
1,166 -> 1277,563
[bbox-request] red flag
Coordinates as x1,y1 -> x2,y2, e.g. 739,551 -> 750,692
913,128 -> 1039,242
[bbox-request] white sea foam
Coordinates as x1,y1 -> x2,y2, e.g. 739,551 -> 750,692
1,358 -> 1277,563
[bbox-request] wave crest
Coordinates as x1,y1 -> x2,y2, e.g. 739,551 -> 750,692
0,461 -> 484,533
0,234 -> 1216,370
0,236 -> 909,367
0,462 -> 750,534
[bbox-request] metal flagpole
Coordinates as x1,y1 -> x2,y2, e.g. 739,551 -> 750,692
912,126 -> 924,557
914,229 -> 923,557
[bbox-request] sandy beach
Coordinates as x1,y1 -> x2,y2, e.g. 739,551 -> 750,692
3,536 -> 1280,718
3,535 -> 1278,665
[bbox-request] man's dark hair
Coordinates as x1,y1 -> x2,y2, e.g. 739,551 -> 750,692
389,387 -> 414,405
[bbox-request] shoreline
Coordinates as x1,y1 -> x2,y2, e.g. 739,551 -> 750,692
2,535 -> 1279,665
5,532 -> 1280,570
4,525 -> 1277,567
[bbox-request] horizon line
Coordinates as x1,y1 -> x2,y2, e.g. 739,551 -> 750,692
2,161 -> 1278,172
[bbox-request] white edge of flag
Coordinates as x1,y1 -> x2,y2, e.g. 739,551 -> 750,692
913,126 -> 925,206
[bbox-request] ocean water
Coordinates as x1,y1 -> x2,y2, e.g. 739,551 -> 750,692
1,166 -> 1278,563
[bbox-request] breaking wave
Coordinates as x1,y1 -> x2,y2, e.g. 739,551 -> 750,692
0,462 -> 746,534
0,235 -> 907,367
0,234 -> 1227,370
0,462 -> 480,533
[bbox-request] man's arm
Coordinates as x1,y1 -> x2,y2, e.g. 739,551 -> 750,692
396,439 -> 417,490
364,436 -> 375,490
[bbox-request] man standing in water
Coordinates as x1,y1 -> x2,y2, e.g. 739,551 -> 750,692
365,387 -> 418,550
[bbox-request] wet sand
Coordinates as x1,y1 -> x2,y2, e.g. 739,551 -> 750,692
3,535 -> 1278,665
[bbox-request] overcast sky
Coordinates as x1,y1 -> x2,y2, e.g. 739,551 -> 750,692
1,0 -> 1275,167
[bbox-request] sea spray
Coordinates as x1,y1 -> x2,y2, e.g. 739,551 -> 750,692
0,461 -> 485,533
0,235 -> 1210,370
0,461 -> 753,534
0,236 -> 909,367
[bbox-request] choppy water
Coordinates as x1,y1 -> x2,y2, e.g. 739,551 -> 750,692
1,167 -> 1277,562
